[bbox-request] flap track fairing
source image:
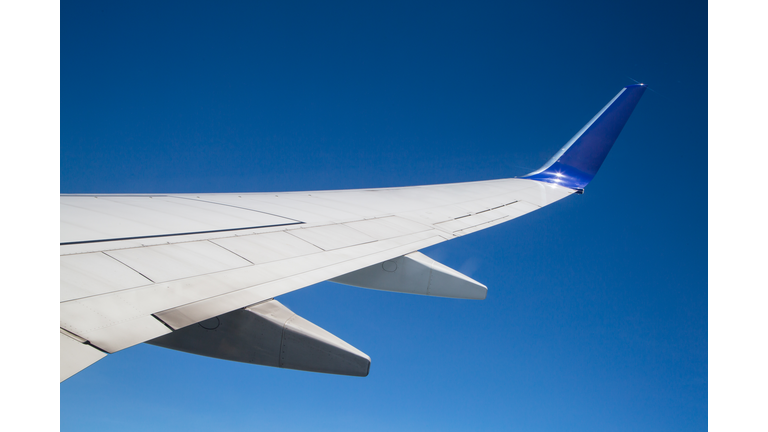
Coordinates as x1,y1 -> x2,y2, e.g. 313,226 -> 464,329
147,300 -> 370,377
330,251 -> 487,300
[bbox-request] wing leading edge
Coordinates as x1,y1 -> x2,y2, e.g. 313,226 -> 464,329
60,85 -> 645,381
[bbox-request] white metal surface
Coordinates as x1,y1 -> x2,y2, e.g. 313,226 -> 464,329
61,252 -> 152,302
343,216 -> 431,240
211,231 -> 323,265
60,177 -> 576,379
104,241 -> 252,283
287,224 -> 377,251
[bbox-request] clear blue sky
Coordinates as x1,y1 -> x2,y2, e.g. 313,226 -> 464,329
60,1 -> 707,430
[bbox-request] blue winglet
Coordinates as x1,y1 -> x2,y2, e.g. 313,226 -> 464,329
522,84 -> 646,191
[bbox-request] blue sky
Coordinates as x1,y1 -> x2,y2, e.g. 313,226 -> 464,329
59,1 -> 707,430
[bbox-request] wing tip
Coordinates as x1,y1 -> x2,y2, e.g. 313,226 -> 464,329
521,84 -> 646,190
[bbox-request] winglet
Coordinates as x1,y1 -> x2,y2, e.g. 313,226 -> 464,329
522,84 -> 646,191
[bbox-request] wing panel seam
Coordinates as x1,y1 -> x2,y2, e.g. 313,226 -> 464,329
101,251 -> 156,284
60,221 -> 304,246
168,195 -> 305,223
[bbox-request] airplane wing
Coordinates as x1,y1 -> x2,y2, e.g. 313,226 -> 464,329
60,84 -> 646,381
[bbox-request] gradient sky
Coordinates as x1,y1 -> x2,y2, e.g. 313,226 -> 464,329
60,1 -> 707,430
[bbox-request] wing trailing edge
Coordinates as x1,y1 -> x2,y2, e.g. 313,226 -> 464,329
522,84 -> 646,191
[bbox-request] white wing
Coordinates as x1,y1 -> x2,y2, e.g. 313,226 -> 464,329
60,85 -> 646,381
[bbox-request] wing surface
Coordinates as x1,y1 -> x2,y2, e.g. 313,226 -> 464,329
60,85 -> 645,381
